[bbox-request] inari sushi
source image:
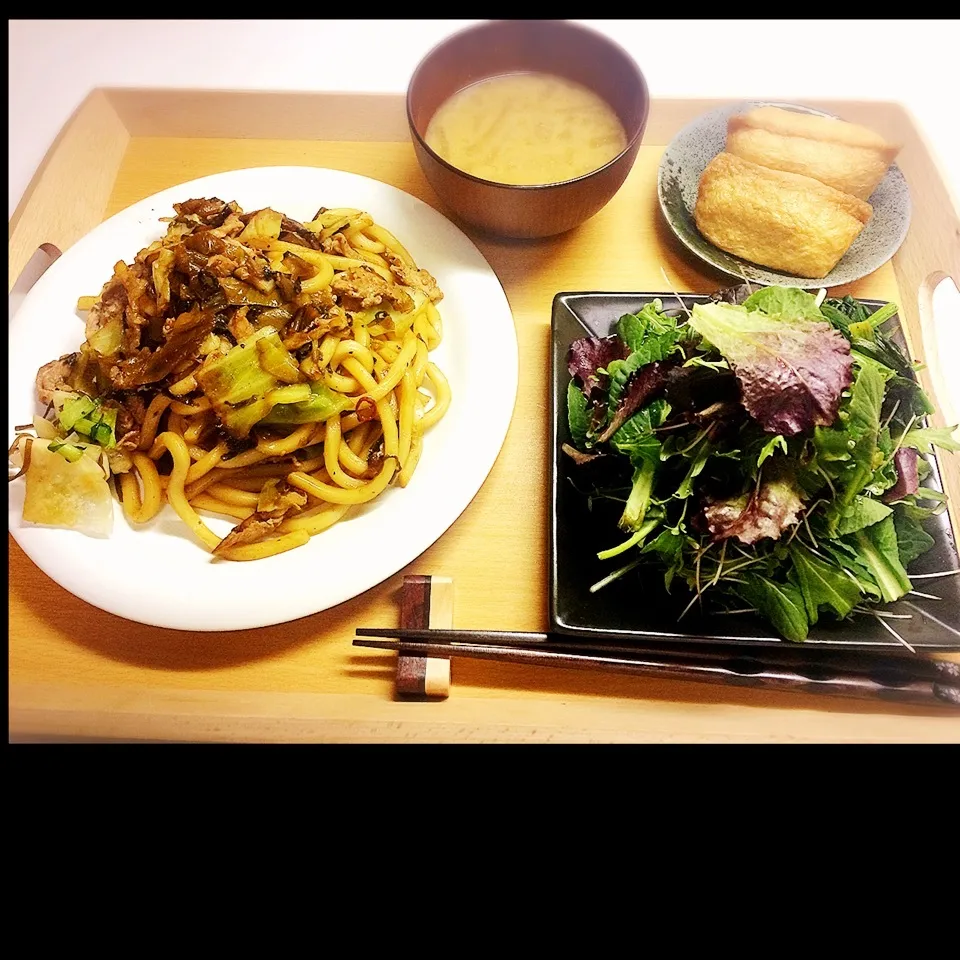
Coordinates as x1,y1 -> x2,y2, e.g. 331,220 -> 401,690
694,152 -> 873,278
726,105 -> 901,201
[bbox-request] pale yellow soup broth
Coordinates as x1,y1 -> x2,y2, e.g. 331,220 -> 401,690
424,72 -> 628,186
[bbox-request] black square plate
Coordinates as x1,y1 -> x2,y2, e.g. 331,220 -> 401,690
549,291 -> 960,651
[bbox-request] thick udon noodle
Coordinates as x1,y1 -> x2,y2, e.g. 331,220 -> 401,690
25,199 -> 451,561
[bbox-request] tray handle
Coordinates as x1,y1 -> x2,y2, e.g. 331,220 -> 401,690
8,243 -> 61,320
917,272 -> 960,431
902,269 -> 960,544
885,103 -> 960,539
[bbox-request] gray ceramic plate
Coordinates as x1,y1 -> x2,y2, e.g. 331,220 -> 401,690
657,101 -> 912,289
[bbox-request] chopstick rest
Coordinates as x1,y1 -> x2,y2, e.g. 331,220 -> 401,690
395,575 -> 454,699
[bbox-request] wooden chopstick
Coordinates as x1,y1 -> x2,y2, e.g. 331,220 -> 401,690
355,627 -> 960,679
353,629 -> 960,709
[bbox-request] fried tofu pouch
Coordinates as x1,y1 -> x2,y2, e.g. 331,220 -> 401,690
726,106 -> 901,201
694,152 -> 873,278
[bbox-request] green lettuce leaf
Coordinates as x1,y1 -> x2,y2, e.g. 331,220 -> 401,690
832,495 -> 893,536
616,301 -> 681,359
848,515 -> 912,603
789,545 -> 861,625
756,434 -> 787,469
688,301 -> 853,436
832,359 -> 887,506
735,576 -> 809,642
899,425 -> 960,454
609,399 -> 670,465
893,509 -> 935,567
671,431 -> 729,501
567,380 -> 590,447
742,286 -> 825,322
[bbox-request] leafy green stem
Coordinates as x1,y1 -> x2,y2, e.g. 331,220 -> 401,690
597,518 -> 659,561
852,529 -> 911,603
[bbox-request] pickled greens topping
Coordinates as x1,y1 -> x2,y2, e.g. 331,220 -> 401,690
54,392 -> 118,448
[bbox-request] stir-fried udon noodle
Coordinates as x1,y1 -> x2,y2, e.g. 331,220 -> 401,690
9,197 -> 451,561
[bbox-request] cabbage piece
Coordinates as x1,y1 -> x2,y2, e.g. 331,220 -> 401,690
195,326 -> 335,437
88,316 -> 124,357
151,247 -> 176,314
257,336 -> 302,383
239,208 -> 283,242
261,381 -> 350,425
21,439 -> 113,537
689,302 -> 853,436
218,277 -> 282,308
194,326 -> 290,438
32,415 -> 60,440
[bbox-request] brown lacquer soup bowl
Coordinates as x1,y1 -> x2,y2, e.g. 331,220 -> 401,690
406,19 -> 650,239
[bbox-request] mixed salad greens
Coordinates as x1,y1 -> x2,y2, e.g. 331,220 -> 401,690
563,285 -> 960,642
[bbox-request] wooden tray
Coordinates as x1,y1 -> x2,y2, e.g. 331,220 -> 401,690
9,89 -> 960,743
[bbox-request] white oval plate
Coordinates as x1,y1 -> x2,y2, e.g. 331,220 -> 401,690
8,166 -> 518,631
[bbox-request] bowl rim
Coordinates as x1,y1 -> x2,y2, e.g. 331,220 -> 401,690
405,18 -> 650,192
